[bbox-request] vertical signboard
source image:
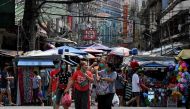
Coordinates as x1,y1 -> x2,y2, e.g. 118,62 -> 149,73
67,16 -> 72,31
127,20 -> 133,42
123,5 -> 128,38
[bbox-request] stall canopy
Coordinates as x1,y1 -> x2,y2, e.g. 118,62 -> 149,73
81,48 -> 103,54
109,47 -> 130,56
16,55 -> 62,66
176,49 -> 190,59
26,46 -> 87,56
18,59 -> 54,66
78,43 -> 111,51
123,55 -> 175,66
47,37 -> 77,44
0,49 -> 23,57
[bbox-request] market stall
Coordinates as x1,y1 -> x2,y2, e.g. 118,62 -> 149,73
14,55 -> 62,105
123,55 -> 177,107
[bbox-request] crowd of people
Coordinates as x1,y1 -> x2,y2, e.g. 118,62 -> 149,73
0,55 -> 190,109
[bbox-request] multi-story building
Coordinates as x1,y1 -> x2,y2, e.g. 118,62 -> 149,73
123,0 -> 141,49
96,0 -> 124,47
140,0 -> 162,51
140,0 -> 190,55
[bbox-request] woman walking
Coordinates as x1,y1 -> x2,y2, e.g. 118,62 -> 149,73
96,62 -> 117,109
64,61 -> 94,109
55,60 -> 72,109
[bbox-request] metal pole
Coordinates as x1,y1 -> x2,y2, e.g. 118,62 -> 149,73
17,21 -> 20,55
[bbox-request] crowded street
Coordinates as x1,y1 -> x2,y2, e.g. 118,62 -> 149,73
1,0 -> 190,109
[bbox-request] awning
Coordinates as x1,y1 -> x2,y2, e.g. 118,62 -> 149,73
17,59 -> 54,66
176,49 -> 190,59
0,49 -> 23,57
141,62 -> 167,68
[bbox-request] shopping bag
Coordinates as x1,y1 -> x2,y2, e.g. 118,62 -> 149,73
112,93 -> 119,107
62,93 -> 72,107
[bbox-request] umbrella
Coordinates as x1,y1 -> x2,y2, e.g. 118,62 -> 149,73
109,47 -> 130,56
85,53 -> 96,59
176,49 -> 190,59
47,37 -> 77,44
90,43 -> 111,51
81,48 -> 104,53
79,43 -> 111,51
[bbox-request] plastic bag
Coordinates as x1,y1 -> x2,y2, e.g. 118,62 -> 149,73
112,93 -> 119,107
62,93 -> 72,107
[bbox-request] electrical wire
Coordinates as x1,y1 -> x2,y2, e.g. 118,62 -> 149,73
0,0 -> 12,7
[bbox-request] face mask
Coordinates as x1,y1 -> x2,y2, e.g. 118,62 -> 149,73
99,63 -> 105,68
62,65 -> 66,70
103,68 -> 108,72
54,64 -> 59,69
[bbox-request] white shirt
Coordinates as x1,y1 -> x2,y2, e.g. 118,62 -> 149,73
32,75 -> 41,89
132,73 -> 140,92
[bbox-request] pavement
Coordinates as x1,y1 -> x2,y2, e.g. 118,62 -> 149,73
0,106 -> 185,109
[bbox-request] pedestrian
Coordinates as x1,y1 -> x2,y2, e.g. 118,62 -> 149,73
96,62 -> 117,109
126,67 -> 141,107
48,60 -> 60,108
32,71 -> 44,106
55,60 -> 71,109
64,61 -> 94,109
40,68 -> 50,104
0,65 -> 15,106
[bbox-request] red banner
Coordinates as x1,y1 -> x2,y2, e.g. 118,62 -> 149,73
82,29 -> 97,40
67,16 -> 72,30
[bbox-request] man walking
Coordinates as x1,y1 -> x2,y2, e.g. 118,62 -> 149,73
126,67 -> 140,107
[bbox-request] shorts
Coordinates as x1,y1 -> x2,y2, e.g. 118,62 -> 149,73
132,92 -> 140,97
116,89 -> 124,96
56,89 -> 64,105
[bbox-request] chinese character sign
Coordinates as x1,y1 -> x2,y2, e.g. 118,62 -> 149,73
82,29 -> 97,40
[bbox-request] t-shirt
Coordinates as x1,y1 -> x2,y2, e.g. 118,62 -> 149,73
50,69 -> 59,92
56,71 -> 71,86
107,71 -> 117,93
132,73 -> 140,92
32,75 -> 41,89
40,69 -> 50,87
0,71 -> 8,88
72,70 -> 93,91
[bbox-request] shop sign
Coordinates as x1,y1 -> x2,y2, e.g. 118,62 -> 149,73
82,29 -> 97,40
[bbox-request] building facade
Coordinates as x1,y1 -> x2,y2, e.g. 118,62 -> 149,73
140,0 -> 190,55
96,0 -> 124,47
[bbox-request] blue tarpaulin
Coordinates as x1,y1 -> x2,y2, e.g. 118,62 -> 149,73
18,59 -> 54,66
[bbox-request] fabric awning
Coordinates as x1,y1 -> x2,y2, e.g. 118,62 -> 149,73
17,59 -> 54,66
177,49 -> 190,59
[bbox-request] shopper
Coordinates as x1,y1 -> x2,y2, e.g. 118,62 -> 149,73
64,61 -> 94,109
0,65 -> 16,106
55,60 -> 71,109
48,60 -> 60,108
96,62 -> 117,109
126,68 -> 141,107
32,71 -> 44,106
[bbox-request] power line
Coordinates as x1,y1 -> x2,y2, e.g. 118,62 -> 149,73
0,0 -> 12,7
